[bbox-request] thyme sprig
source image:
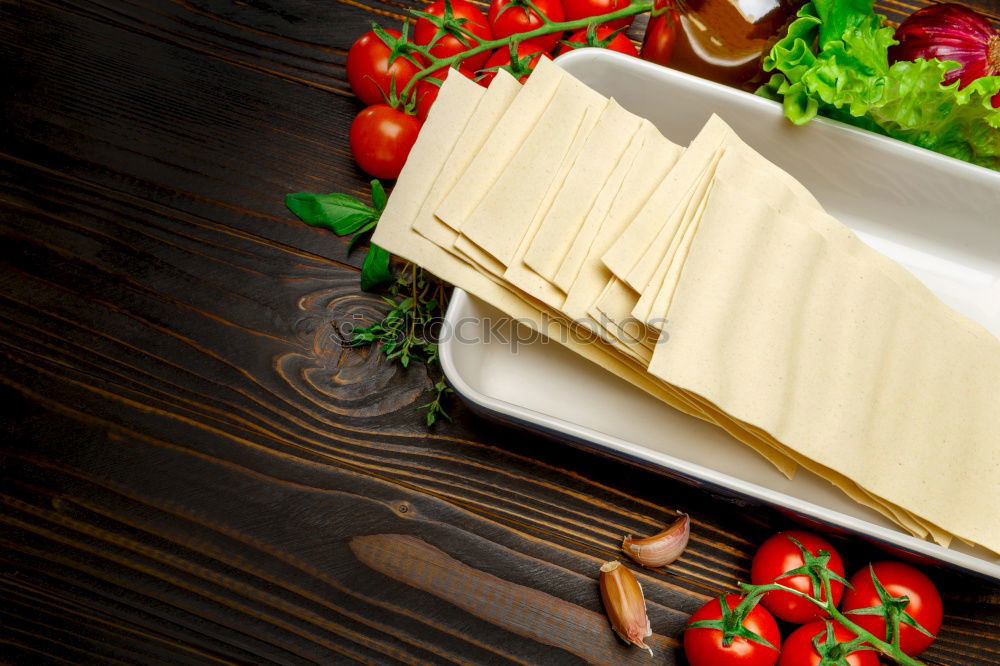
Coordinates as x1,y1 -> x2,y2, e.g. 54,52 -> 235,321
418,380 -> 454,427
351,264 -> 444,370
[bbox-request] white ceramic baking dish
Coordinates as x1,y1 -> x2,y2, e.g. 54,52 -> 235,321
439,49 -> 1000,580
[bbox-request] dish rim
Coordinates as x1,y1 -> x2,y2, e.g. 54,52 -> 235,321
554,48 -> 1000,182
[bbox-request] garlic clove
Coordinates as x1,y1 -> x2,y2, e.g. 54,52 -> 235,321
622,512 -> 690,568
599,560 -> 653,656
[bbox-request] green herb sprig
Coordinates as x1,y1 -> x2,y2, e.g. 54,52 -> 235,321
285,180 -> 452,425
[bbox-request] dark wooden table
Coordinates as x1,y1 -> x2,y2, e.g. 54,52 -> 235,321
3,0 -> 999,663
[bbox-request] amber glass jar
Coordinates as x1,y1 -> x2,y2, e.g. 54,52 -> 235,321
641,0 -> 803,89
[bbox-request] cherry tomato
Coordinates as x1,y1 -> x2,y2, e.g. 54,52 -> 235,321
562,0 -> 633,30
479,40 -> 553,84
488,0 -> 565,52
349,105 -> 422,179
750,531 -> 845,624
840,561 -> 942,657
415,66 -> 478,122
556,27 -> 638,57
778,622 -> 879,666
684,594 -> 781,666
347,30 -> 425,106
413,0 -> 494,71
639,0 -> 678,66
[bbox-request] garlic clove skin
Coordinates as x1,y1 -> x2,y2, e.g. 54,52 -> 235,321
599,560 -> 653,656
622,512 -> 690,568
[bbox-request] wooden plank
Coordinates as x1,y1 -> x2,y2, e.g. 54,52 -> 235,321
2,0 -> 999,663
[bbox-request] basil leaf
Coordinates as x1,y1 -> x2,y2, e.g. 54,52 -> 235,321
285,192 -> 377,235
348,218 -> 380,252
370,179 -> 387,213
360,243 -> 394,291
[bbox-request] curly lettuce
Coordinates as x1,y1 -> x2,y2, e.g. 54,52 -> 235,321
758,0 -> 1000,171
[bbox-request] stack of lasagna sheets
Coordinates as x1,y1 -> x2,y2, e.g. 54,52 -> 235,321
371,58 -> 1000,555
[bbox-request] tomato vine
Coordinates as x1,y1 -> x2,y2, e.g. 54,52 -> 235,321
386,0 -> 658,106
712,540 -> 934,666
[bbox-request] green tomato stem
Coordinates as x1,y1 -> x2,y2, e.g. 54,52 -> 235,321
398,0 -> 655,99
826,605 -> 924,666
745,574 -> 925,665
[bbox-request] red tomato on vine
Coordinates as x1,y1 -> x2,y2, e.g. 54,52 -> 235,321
413,0 -> 495,71
349,105 -> 422,179
840,562 -> 942,657
562,0 -> 633,30
640,1 -> 679,66
479,41 -> 553,84
346,30 -> 425,106
414,66 -> 478,122
750,531 -> 846,624
683,594 -> 781,666
557,26 -> 638,57
488,0 -> 566,52
778,622 -> 880,666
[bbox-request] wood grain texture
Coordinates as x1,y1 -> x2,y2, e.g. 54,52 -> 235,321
2,0 -> 999,663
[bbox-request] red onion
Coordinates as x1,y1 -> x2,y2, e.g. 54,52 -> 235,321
889,3 -> 1000,108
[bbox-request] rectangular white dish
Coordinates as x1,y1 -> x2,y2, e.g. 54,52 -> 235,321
439,49 -> 1000,580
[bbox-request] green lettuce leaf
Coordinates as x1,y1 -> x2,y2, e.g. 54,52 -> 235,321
758,0 -> 1000,170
